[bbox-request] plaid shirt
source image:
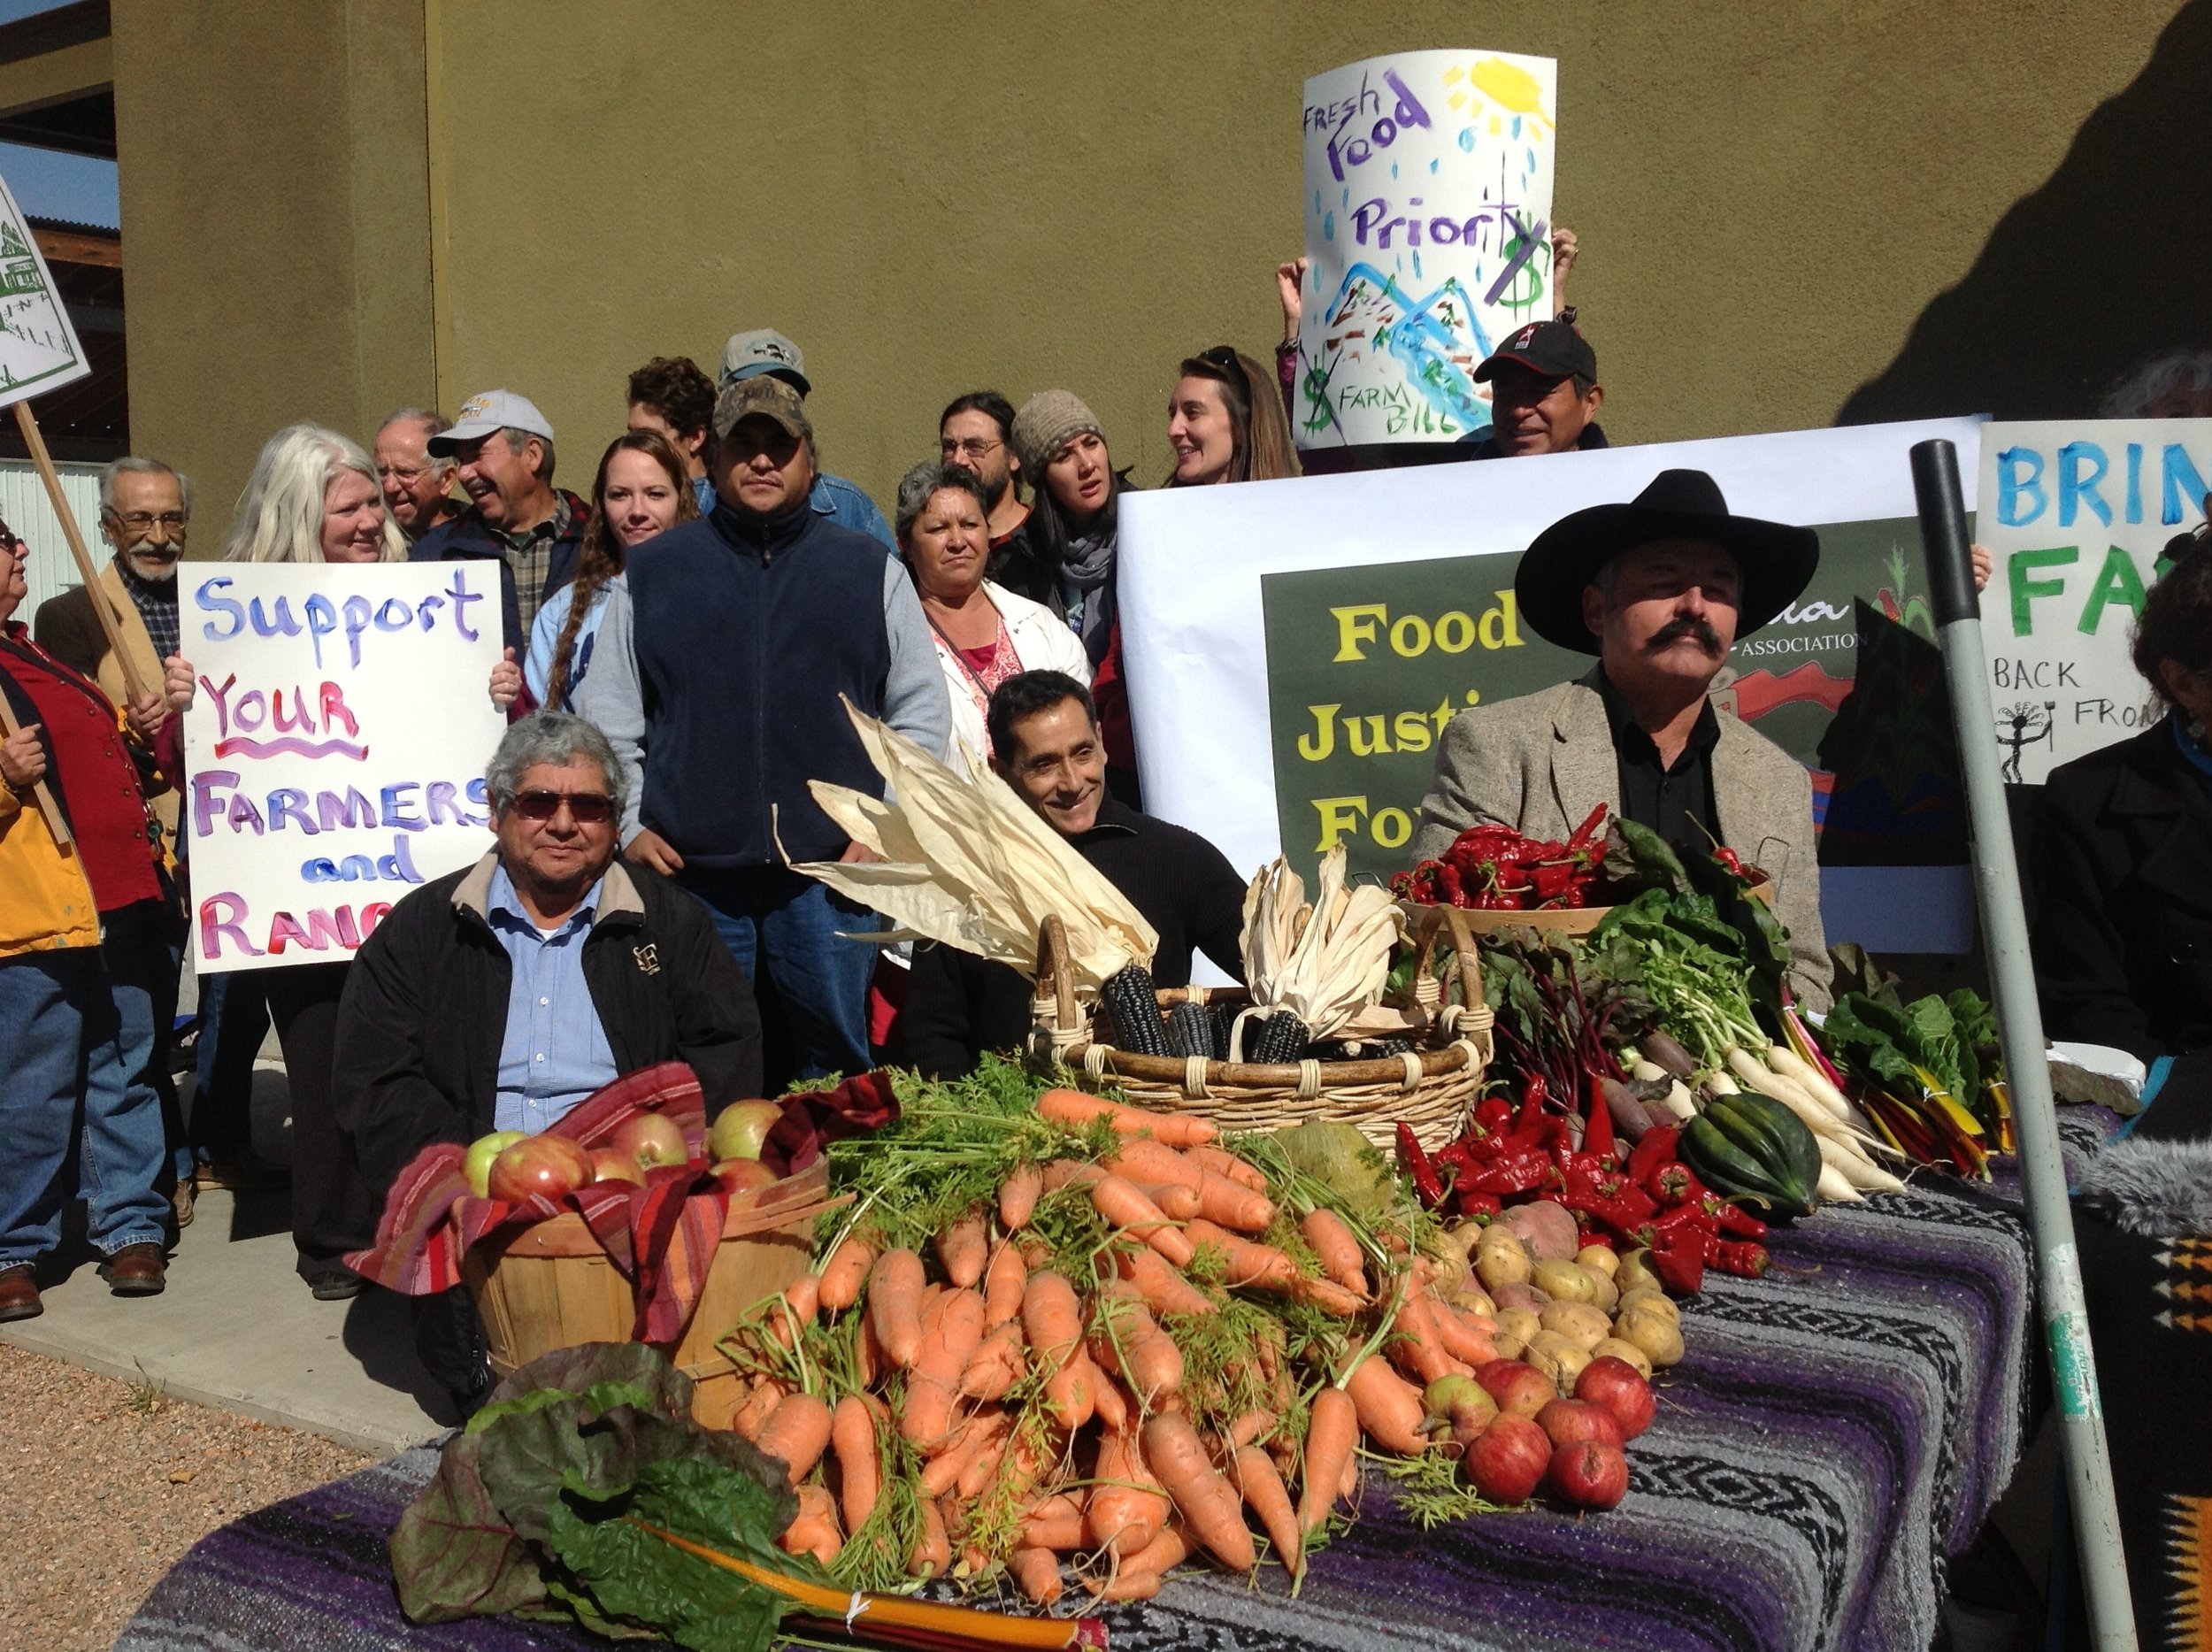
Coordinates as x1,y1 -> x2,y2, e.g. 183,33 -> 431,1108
495,494 -> 574,633
117,557 -> 180,660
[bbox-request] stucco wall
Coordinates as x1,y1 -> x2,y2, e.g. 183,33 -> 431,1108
119,0 -> 2194,537
111,0 -> 435,540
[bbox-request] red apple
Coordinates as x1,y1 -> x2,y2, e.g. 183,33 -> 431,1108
1476,1358 -> 1556,1421
708,1099 -> 784,1163
1576,1356 -> 1657,1441
463,1130 -> 525,1197
1547,1438 -> 1630,1510
487,1133 -> 591,1203
612,1111 -> 689,1171
1464,1414 -> 1551,1504
1535,1397 -> 1624,1452
588,1147 -> 645,1186
711,1158 -> 780,1206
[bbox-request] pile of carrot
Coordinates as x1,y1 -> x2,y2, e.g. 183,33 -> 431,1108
703,1084 -> 1519,1607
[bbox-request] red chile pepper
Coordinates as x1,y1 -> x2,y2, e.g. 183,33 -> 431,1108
1472,1095 -> 1513,1135
1454,1189 -> 1502,1221
1709,1239 -> 1770,1278
1434,860 -> 1467,907
1707,1198 -> 1769,1241
1624,1124 -> 1680,1187
1565,802 -> 1609,853
1578,1229 -> 1617,1251
1642,1202 -> 1717,1243
1529,861 -> 1578,902
1515,1077 -> 1550,1134
1644,1159 -> 1703,1207
1713,846 -> 1746,879
1644,1228 -> 1708,1295
1459,1149 -> 1555,1197
1397,1122 -> 1447,1209
1579,1075 -> 1615,1162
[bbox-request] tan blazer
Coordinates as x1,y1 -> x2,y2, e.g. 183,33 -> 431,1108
1411,668 -> 1832,1011
31,559 -> 177,835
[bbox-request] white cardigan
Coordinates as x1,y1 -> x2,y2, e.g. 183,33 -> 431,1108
932,580 -> 1091,766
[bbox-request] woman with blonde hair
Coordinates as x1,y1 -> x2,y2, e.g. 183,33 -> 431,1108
179,422 -> 516,1297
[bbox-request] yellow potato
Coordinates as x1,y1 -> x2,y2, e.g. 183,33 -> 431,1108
1494,1306 -> 1540,1348
1614,1248 -> 1660,1296
1584,1271 -> 1620,1314
1617,1287 -> 1679,1326
1613,1306 -> 1686,1369
1529,1259 -> 1597,1305
1589,1336 -> 1654,1379
1475,1239 -> 1532,1292
1449,1285 -> 1499,1318
1524,1329 -> 1592,1390
1537,1301 -> 1612,1352
1576,1244 -> 1620,1279
1442,1221 -> 1487,1262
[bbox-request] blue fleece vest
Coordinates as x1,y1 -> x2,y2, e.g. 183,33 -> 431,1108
626,503 -> 892,867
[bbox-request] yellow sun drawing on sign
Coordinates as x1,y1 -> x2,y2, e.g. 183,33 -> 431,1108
1442,57 -> 1555,140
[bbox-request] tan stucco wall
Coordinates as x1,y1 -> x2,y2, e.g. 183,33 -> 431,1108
119,0 -> 2189,538
111,0 -> 435,541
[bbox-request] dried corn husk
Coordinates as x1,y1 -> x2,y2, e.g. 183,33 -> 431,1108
784,701 -> 1157,994
1240,845 -> 1404,1044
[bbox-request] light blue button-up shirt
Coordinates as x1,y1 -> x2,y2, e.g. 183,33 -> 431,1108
486,864 -> 620,1134
689,471 -> 894,546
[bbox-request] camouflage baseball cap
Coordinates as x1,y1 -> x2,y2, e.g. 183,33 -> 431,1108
712,374 -> 812,441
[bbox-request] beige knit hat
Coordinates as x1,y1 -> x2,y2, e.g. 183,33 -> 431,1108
1011,390 -> 1105,480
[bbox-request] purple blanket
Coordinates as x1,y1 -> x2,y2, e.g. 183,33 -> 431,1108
116,1164 -> 2068,1652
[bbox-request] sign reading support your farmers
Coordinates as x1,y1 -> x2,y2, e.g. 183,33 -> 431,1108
183,562 -> 503,972
1117,418 -> 1988,960
1292,49 -> 1557,450
1976,419 -> 2211,785
0,171 -> 88,408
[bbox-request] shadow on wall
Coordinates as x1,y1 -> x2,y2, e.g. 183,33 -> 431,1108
1837,0 -> 2212,425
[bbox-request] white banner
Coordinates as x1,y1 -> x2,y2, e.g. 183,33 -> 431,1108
1118,418 -> 1988,959
1976,419 -> 2210,784
182,562 -> 504,972
1293,49 -> 1557,449
0,170 -> 89,409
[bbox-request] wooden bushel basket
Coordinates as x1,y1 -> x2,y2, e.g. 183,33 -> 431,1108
463,1157 -> 842,1395
1030,904 -> 1494,1152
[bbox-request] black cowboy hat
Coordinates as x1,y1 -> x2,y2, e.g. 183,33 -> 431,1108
1513,468 -> 1821,655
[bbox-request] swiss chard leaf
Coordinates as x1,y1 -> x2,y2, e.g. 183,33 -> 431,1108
391,1429 -> 550,1625
1818,995 -> 1922,1092
546,1456 -> 818,1652
1605,817 -> 1693,895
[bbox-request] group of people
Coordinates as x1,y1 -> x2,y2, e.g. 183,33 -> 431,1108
4,284 -> 2208,1426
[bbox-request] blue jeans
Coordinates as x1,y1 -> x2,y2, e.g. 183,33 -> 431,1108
680,866 -> 875,1083
0,905 -> 171,1268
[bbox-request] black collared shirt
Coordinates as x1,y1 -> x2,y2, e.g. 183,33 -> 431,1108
1597,670 -> 1722,853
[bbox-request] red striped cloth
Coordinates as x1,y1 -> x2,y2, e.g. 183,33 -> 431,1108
344,1062 -> 727,1343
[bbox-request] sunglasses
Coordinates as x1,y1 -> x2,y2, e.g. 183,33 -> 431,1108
508,789 -> 614,824
1197,344 -> 1241,374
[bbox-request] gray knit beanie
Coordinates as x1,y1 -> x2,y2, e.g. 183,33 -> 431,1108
1011,389 -> 1105,481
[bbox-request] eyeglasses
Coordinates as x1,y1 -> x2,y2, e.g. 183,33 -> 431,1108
940,437 -> 1002,461
105,510 -> 188,534
508,789 -> 614,824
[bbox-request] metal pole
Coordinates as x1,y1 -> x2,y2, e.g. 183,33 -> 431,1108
1909,438 -> 2139,1652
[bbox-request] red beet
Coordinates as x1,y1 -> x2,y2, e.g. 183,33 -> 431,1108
1547,1438 -> 1629,1510
1535,1397 -> 1624,1451
1465,1415 -> 1552,1503
1575,1356 -> 1657,1441
1476,1358 -> 1556,1420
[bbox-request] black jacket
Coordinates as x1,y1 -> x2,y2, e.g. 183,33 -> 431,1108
2033,718 -> 2212,1064
332,853 -> 763,1195
896,797 -> 1247,1079
409,489 -> 589,655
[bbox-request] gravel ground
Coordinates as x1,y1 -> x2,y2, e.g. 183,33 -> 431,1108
0,1342 -> 371,1652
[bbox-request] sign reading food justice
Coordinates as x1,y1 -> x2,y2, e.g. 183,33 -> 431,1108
1292,49 -> 1558,449
182,562 -> 504,972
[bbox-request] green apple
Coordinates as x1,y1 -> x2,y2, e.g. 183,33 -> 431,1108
463,1130 -> 525,1197
708,1100 -> 783,1163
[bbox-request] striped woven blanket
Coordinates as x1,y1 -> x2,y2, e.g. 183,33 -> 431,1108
115,1168 -> 2047,1652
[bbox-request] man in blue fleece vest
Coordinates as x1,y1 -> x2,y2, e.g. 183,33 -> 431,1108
600,374 -> 950,1081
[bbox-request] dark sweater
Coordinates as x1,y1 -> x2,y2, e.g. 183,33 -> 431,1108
896,797 -> 1247,1079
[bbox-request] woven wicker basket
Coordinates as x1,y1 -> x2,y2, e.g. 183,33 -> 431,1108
1029,905 -> 1493,1151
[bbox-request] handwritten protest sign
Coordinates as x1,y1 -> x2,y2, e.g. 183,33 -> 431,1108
1976,419 -> 2210,784
1118,418 -> 1987,961
182,562 -> 504,972
0,171 -> 88,409
1292,50 -> 1557,449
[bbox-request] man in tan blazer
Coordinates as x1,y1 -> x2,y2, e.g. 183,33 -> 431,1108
1412,469 -> 1833,1010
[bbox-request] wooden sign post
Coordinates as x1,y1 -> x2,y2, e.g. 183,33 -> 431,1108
0,167 -> 114,846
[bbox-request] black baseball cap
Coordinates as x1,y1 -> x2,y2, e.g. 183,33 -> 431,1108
1474,310 -> 1597,385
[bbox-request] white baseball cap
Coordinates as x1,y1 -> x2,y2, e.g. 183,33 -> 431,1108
428,389 -> 554,454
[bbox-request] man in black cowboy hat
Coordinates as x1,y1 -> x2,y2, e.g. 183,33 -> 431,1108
1411,469 -> 1833,1010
